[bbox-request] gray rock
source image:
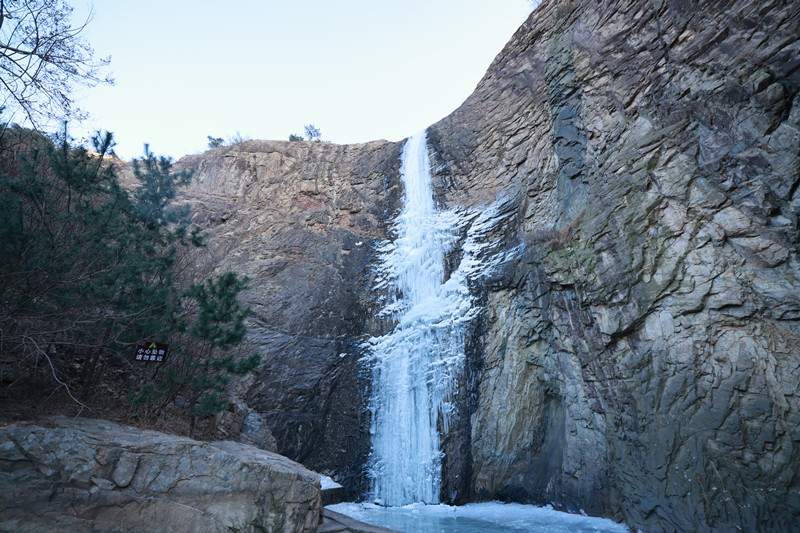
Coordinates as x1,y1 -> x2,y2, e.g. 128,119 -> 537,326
0,417 -> 321,533
428,0 -> 800,531
170,140 -> 404,498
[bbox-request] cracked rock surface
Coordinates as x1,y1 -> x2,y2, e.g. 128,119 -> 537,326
0,417 -> 321,533
172,139 -> 404,496
429,0 -> 800,531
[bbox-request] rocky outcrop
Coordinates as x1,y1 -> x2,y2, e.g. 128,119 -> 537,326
169,0 -> 800,531
174,140 -> 403,497
428,0 -> 800,531
0,417 -> 321,532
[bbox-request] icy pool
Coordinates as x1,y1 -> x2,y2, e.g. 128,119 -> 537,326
328,502 -> 628,533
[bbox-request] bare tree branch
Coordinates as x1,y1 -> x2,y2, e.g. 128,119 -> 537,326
0,0 -> 112,130
21,333 -> 91,414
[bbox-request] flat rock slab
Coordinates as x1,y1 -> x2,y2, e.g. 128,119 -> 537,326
0,416 -> 321,532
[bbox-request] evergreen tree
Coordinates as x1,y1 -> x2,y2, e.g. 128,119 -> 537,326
168,272 -> 261,435
207,136 -> 225,149
0,127 -> 260,422
304,124 -> 321,141
0,129 -> 192,398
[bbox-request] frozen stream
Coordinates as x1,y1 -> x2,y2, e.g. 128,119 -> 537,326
365,130 -> 520,505
328,502 -> 628,533
359,132 -> 627,531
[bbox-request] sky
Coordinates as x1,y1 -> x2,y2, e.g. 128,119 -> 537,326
69,1 -> 534,160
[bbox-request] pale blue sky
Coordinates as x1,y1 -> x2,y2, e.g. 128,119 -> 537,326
71,1 -> 533,160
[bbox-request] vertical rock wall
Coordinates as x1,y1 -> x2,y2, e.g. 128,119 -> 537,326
176,139 -> 404,498
429,0 -> 800,531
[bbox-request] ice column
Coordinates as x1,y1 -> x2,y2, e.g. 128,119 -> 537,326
366,130 -> 473,506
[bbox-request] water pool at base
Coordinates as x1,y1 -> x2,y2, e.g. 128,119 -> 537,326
328,502 -> 628,533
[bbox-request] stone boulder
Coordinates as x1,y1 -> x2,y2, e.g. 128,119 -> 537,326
0,417 -> 321,533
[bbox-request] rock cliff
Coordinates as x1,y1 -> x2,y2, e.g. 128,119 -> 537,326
430,0 -> 800,531
0,417 -> 321,532
174,140 -> 403,498
172,0 -> 800,531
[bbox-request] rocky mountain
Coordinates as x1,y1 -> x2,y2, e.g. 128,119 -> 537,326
173,0 -> 799,531
430,1 -> 800,531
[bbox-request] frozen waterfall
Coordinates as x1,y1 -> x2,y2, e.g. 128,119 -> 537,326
366,130 -> 518,506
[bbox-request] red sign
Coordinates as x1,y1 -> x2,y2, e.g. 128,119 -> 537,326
134,341 -> 168,363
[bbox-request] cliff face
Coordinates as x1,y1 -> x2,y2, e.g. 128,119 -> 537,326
175,140 -> 403,497
174,0 -> 800,531
429,0 -> 800,530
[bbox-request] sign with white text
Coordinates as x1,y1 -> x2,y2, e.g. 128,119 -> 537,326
134,341 -> 168,363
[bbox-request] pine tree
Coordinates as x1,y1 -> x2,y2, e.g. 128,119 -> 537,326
167,272 -> 261,436
0,127 -> 260,422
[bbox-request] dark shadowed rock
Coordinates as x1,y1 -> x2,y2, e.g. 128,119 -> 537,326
174,140 -> 404,498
